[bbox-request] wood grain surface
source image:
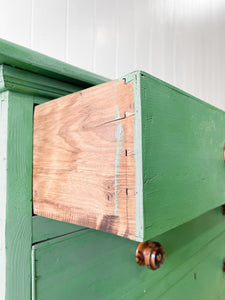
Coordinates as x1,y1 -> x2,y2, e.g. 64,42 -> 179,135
33,79 -> 136,240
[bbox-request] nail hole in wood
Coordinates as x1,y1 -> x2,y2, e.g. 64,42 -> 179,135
126,188 -> 128,196
125,149 -> 128,156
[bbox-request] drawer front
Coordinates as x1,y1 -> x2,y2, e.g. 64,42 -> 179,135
33,70 -> 225,242
32,207 -> 225,300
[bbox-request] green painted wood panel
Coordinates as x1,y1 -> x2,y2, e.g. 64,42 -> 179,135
5,91 -> 34,300
32,207 -> 225,300
123,71 -> 225,240
0,91 -> 9,299
139,71 -> 225,239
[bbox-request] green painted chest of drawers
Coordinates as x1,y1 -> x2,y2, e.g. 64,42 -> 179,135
0,39 -> 225,300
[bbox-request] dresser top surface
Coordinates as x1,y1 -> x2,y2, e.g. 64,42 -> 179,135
0,39 -> 109,88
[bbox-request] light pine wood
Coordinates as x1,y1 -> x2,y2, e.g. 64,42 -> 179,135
33,79 -> 136,240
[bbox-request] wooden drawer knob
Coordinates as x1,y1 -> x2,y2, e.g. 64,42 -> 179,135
136,241 -> 165,270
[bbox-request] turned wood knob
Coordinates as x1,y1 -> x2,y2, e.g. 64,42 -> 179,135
136,241 -> 165,270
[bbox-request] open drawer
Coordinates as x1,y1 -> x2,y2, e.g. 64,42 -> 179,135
33,70 -> 225,242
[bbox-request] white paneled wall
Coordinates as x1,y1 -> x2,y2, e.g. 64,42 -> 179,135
31,0 -> 67,61
0,0 -> 225,109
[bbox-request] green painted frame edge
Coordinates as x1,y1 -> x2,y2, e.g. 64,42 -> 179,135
31,248 -> 36,300
5,91 -> 34,300
0,91 -> 9,300
0,39 -> 109,88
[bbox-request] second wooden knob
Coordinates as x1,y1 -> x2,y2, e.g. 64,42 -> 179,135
136,241 -> 165,270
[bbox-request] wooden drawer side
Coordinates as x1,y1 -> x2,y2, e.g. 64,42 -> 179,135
33,79 -> 137,240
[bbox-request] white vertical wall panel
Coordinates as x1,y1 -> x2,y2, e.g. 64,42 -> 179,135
31,0 -> 67,61
0,0 -> 225,109
116,0 -> 135,78
92,0 -> 117,78
133,0 -> 150,73
0,0 -> 32,47
66,0 -> 95,72
146,0 -> 225,109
